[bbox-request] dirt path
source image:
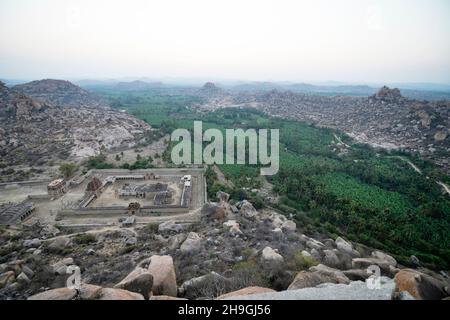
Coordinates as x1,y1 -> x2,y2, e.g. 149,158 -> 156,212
392,156 -> 450,196
436,181 -> 450,196
393,156 -> 422,174
333,133 -> 351,149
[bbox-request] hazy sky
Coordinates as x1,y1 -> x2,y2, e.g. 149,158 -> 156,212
1,0 -> 449,83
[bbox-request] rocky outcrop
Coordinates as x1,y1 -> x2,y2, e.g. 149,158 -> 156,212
199,82 -> 223,97
27,285 -> 144,300
371,250 -> 397,267
343,269 -> 372,281
46,237 -> 72,253
114,267 -> 153,299
147,255 -> 177,297
216,191 -> 230,203
149,295 -> 187,300
180,232 -> 202,253
237,200 -> 258,218
223,220 -> 242,235
201,203 -> 227,220
28,288 -> 78,300
0,271 -> 15,289
97,288 -> 144,300
335,237 -> 360,257
78,284 -> 103,300
0,81 -> 152,168
372,86 -> 403,103
223,277 -> 403,300
179,272 -> 229,299
210,87 -> 450,173
0,81 -> 47,121
13,79 -> 108,109
158,221 -> 183,234
217,287 -> 276,299
352,251 -> 397,277
394,269 -> 450,300
261,247 -> 284,264
288,264 -> 350,290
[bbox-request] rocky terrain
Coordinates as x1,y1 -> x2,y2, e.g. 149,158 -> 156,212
0,193 -> 448,300
194,84 -> 450,173
12,79 -> 109,109
255,87 -> 450,171
198,82 -> 224,98
0,81 -> 152,171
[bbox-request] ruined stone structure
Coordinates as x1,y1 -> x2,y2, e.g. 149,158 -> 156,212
86,177 -> 103,193
47,179 -> 66,198
0,202 -> 35,225
145,173 -> 157,180
153,191 -> 173,205
127,202 -> 141,215
55,169 -> 207,225
118,183 -> 167,198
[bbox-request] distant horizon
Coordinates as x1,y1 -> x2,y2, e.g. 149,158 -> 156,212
2,76 -> 450,91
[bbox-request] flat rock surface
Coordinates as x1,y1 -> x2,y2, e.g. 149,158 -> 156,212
223,278 -> 396,300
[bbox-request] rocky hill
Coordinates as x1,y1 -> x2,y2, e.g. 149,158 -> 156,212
0,81 -> 151,167
229,87 -> 449,172
12,79 -> 108,109
0,195 -> 448,300
198,82 -> 223,97
192,86 -> 449,172
0,81 -> 49,121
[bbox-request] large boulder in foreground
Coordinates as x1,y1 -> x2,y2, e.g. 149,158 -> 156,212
27,285 -> 144,300
223,277 -> 401,300
98,288 -> 144,300
180,272 -> 230,299
28,288 -> 77,300
147,255 -> 177,297
150,295 -> 187,300
371,250 -> 397,267
238,200 -> 258,218
201,203 -> 226,220
352,255 -> 397,276
394,269 -> 449,300
261,246 -> 284,264
180,232 -> 202,253
288,271 -> 345,290
158,221 -> 183,234
78,284 -> 103,300
288,264 -> 350,290
335,237 -> 360,257
114,267 -> 153,299
46,236 -> 71,253
217,287 -> 276,299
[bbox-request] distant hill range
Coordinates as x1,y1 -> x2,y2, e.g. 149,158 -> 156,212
5,77 -> 441,100
12,79 -> 109,108
0,80 -> 151,167
227,81 -> 450,100
198,82 -> 223,97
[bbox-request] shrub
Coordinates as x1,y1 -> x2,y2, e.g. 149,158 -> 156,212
286,252 -> 319,271
144,223 -> 159,233
73,233 -> 97,245
59,163 -> 78,179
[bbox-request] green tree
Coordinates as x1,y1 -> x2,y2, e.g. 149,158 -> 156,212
59,163 -> 78,179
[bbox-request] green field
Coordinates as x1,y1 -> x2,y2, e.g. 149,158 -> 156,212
93,88 -> 450,268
